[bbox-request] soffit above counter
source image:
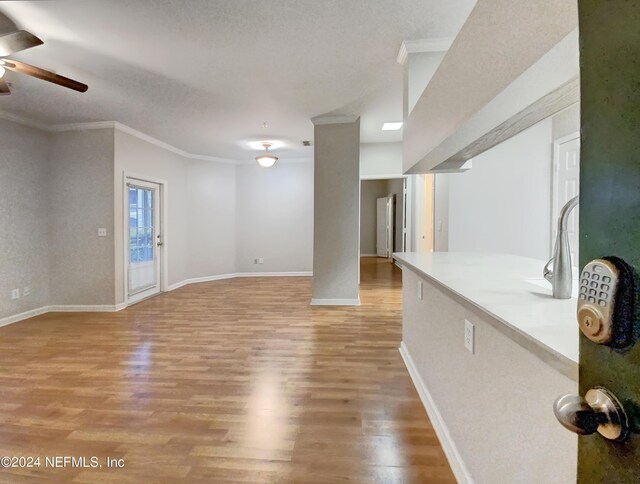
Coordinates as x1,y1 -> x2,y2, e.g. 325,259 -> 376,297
403,0 -> 579,174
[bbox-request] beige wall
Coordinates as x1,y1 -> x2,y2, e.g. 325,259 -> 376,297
313,119 -> 360,303
402,267 -> 576,483
49,129 -> 115,306
360,180 -> 388,255
386,178 -> 404,252
0,119 -> 51,319
235,162 -> 313,274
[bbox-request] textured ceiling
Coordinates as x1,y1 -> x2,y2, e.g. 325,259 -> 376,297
0,0 -> 475,161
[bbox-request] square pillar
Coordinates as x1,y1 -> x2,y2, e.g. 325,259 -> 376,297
311,116 -> 360,305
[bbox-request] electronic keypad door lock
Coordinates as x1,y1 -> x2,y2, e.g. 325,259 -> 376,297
577,257 -> 636,348
554,387 -> 629,441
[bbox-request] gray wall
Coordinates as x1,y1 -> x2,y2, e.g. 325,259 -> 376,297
236,162 -> 313,273
49,129 -> 115,306
313,119 -> 360,303
0,119 -> 51,320
360,180 -> 388,255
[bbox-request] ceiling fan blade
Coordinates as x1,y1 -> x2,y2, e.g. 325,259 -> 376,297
2,59 -> 88,93
0,79 -> 10,95
0,30 -> 43,57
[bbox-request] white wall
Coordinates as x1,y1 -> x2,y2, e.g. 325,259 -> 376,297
114,130 -> 191,302
114,130 -> 239,302
235,162 -> 313,273
360,142 -> 402,179
433,174 -> 450,251
445,118 -> 554,260
187,160 -> 237,278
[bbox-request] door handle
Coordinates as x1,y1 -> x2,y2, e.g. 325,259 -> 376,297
553,387 -> 628,441
156,242 -> 164,247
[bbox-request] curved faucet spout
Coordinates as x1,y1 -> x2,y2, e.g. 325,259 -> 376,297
558,196 -> 579,232
545,196 -> 579,299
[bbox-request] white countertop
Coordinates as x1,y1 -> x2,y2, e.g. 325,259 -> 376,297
393,252 -> 579,377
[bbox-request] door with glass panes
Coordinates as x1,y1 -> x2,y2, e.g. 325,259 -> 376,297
127,179 -> 161,303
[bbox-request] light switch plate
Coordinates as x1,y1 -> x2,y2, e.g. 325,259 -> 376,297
464,320 -> 475,354
11,289 -> 20,300
98,228 -> 107,237
417,281 -> 423,300
23,286 -> 31,297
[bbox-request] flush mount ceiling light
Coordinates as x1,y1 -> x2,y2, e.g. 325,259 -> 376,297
255,142 -> 278,168
382,122 -> 403,131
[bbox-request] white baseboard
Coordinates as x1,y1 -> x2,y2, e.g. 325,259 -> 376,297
168,273 -> 237,291
47,305 -> 121,312
0,304 -> 123,329
1,272 -> 314,329
167,271 -> 312,291
0,307 -> 49,328
360,254 -> 379,257
310,297 -> 361,306
399,342 -> 474,484
235,271 -> 312,278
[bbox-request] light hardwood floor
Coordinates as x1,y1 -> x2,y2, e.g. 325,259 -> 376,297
0,258 -> 454,483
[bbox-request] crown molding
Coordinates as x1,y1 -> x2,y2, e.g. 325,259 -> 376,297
311,114 -> 359,126
0,110 -> 49,131
397,37 -> 454,65
49,121 -> 117,132
0,110 -> 237,164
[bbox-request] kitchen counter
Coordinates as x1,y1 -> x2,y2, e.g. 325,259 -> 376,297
394,251 -> 578,482
393,252 -> 578,379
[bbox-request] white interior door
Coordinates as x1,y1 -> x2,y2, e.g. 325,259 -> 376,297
376,197 -> 388,257
127,179 -> 162,303
552,134 -> 580,274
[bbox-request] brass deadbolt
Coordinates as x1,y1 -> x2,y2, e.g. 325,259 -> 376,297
578,306 -> 612,344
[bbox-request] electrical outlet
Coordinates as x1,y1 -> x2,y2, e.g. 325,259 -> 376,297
11,288 -> 20,300
464,320 -> 475,354
98,228 -> 107,237
258,258 -> 264,264
23,286 -> 31,297
417,280 -> 423,300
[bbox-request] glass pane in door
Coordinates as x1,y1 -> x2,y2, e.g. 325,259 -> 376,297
128,185 -> 158,296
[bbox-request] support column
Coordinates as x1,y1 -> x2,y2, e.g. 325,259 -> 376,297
311,116 -> 360,306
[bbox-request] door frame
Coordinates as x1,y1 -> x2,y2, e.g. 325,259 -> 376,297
123,173 -> 168,305
551,131 -> 580,255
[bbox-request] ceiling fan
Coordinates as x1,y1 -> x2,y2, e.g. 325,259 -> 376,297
0,30 -> 88,95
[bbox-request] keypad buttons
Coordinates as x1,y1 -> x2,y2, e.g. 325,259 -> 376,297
603,276 -> 611,283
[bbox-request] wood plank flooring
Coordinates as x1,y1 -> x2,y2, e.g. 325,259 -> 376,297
0,258 -> 454,483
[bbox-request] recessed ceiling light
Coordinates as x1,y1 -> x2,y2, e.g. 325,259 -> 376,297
382,122 -> 403,131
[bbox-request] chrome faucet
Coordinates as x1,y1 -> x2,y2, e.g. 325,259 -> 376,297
544,196 -> 579,299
